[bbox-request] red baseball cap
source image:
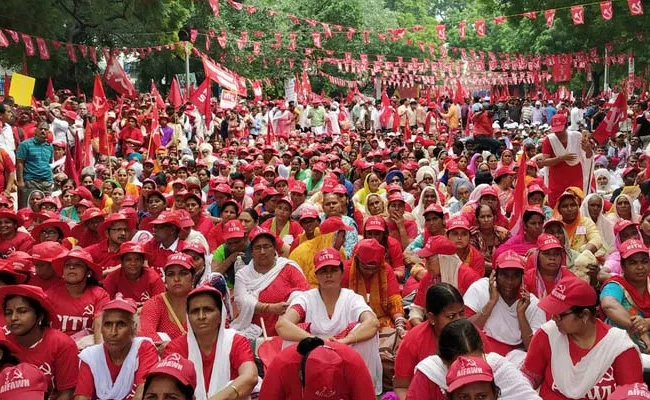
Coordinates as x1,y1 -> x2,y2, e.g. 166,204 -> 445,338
543,217 -> 564,231
176,210 -> 195,229
211,183 -> 232,196
386,183 -> 402,193
538,276 -> 597,315
319,216 -> 354,234
446,216 -> 470,231
494,250 -> 525,270
5,252 -> 34,276
550,114 -> 567,132
527,184 -> 545,195
494,166 -> 515,179
620,239 -> 649,259
119,241 -> 147,256
314,248 -> 342,272
416,236 -> 457,258
610,383 -> 650,400
423,204 -> 444,216
524,205 -> 545,219
261,187 -> 281,200
387,192 -> 405,204
145,353 -> 197,389
446,356 -> 494,393
537,233 -> 563,252
299,208 -> 320,221
614,219 -> 639,237
164,253 -> 195,271
312,162 -> 326,173
277,197 -> 294,210
150,212 -> 183,230
222,220 -> 246,241
32,242 -> 68,263
0,363 -> 48,400
0,260 -> 28,284
302,344 -> 347,400
103,293 -> 138,314
364,216 -> 386,232
248,227 -> 277,244
289,180 -> 307,193
355,239 -> 384,265
52,248 -> 102,278
180,242 -> 208,256
98,213 -> 134,238
70,186 -> 93,202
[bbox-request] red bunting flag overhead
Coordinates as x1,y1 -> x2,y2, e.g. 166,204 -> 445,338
593,91 -> 627,145
35,38 -> 49,60
475,20 -> 486,37
322,23 -> 332,38
103,56 -> 137,97
21,34 -> 34,56
521,11 -> 537,19
571,5 -> 585,24
0,30 -> 9,48
493,16 -> 507,24
251,80 -> 262,102
436,25 -> 446,41
65,43 -> 77,63
207,0 -> 219,15
227,0 -> 243,11
628,0 -> 644,15
201,55 -> 239,92
544,9 -> 556,28
311,32 -> 321,48
458,21 -> 466,40
600,1 -> 613,20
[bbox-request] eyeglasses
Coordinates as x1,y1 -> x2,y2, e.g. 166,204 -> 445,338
252,243 -> 274,253
554,310 -> 574,320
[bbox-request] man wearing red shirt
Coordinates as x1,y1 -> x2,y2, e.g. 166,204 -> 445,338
143,212 -> 186,275
119,115 -> 144,156
472,104 -> 500,154
85,213 -> 134,276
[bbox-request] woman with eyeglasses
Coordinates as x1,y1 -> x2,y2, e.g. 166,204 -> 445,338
522,276 -> 642,399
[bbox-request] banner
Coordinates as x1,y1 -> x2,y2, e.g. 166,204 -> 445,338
284,78 -> 296,102
8,73 -> 35,106
103,56 -> 137,97
219,90 -> 237,109
201,56 -> 239,92
552,63 -> 573,83
593,91 -> 627,145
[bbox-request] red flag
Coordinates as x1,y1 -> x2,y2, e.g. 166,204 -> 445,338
493,16 -> 507,25
168,77 -> 183,110
21,34 -> 35,56
379,90 -> 392,128
190,78 -> 211,109
252,80 -> 262,102
600,1 -> 614,20
521,11 -> 537,19
147,102 -> 161,157
544,9 -> 556,28
35,37 -> 50,60
266,113 -> 274,145
404,122 -> 412,142
65,43 -> 77,63
571,5 -> 585,24
454,80 -> 464,104
46,78 -> 55,102
92,74 -> 109,117
64,140 -> 79,186
203,80 -> 212,130
103,56 -> 137,97
312,32 -> 322,48
509,150 -> 528,233
150,80 -> 166,109
0,31 -> 9,48
475,20 -> 486,37
628,0 -> 644,15
593,92 -> 627,145
458,21 -> 466,40
207,0 -> 219,15
436,25 -> 446,41
73,128 -> 84,175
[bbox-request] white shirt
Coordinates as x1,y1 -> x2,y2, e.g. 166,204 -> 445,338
570,107 -> 584,131
0,123 -> 15,163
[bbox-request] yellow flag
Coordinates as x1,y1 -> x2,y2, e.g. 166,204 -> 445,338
8,73 -> 36,107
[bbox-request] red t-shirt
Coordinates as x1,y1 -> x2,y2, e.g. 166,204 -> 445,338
46,283 -> 110,336
103,266 -> 165,304
193,214 -> 214,239
521,319 -> 643,399
386,236 -> 406,276
8,328 -> 78,395
138,293 -> 186,342
258,341 -> 376,400
542,136 -> 585,207
164,333 -> 253,390
405,369 -> 447,400
0,149 -> 15,192
143,239 -> 186,275
119,126 -> 144,155
71,225 -> 102,248
413,266 -> 481,308
207,222 -> 226,253
75,340 -> 159,399
0,231 -> 34,258
85,240 -> 122,273
29,275 -> 63,292
523,267 -> 576,300
386,219 -> 418,243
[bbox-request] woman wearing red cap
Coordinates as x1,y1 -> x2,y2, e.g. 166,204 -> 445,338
103,241 -> 165,304
231,227 -> 309,337
461,186 -> 509,229
409,236 -> 481,326
277,247 -> 383,395
522,276 -> 642,399
406,319 -> 540,400
385,192 -> 418,249
183,192 -> 212,239
143,354 -> 197,400
164,285 -> 259,400
446,216 -> 486,278
261,197 -> 303,247
139,253 -> 195,344
75,295 -> 158,400
445,356 -> 500,400
70,207 -> 105,248
0,210 -> 34,258
1,285 -> 78,399
30,242 -> 66,290
31,218 -> 74,249
363,216 -> 406,281
601,239 -> 650,359
138,191 -> 168,233
207,199 -> 240,252
464,250 -> 546,366
47,248 -> 110,345
524,234 -> 578,300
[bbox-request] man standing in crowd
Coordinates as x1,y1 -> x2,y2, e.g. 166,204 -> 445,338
16,120 -> 54,208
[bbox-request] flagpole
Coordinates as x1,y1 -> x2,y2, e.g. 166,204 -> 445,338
185,42 -> 191,98
603,47 -> 609,93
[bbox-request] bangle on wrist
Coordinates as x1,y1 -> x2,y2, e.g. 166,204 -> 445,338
229,383 -> 240,398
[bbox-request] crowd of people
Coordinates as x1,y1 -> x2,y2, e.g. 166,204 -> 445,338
0,86 -> 649,400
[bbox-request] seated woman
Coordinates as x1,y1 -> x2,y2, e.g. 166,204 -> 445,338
526,184 -> 554,220
580,193 -> 615,251
409,237 -> 481,326
0,210 -> 34,258
259,337 -> 376,400
206,199 -> 240,252
290,208 -> 320,252
608,193 -> 641,224
385,193 -> 418,249
276,248 -> 383,395
602,220 -> 642,279
352,172 -> 386,211
363,216 -> 406,281
164,284 -> 259,399
231,227 -> 309,338
495,206 -> 545,258
470,204 -> 510,276
138,253 -> 195,343
446,216 -> 485,278
181,241 -> 212,286
464,251 -> 546,366
29,241 -> 66,290
143,353 -> 197,400
461,186 -> 509,229
70,207 -> 105,248
446,178 -> 474,216
412,186 -> 443,232
601,239 -> 650,364
522,276 -> 643,399
261,196 -> 303,248
138,190 -> 168,233
406,319 -> 541,400
30,218 -> 74,248
363,193 -> 387,220
406,203 -> 446,253
48,248 -> 110,346
445,356 -> 500,400
542,218 -> 583,274
183,192 -> 213,238
524,234 -> 578,300
492,167 -> 515,209
0,285 -> 79,399
556,190 -> 603,254
103,241 -> 165,304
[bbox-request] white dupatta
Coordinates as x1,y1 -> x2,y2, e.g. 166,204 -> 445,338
231,256 -> 305,339
78,337 -> 152,400
547,131 -> 594,196
541,320 -> 637,399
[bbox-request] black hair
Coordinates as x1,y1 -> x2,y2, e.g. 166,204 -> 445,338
523,209 -> 543,224
474,171 -> 494,186
241,208 -> 259,223
143,376 -> 194,400
448,383 -> 501,399
426,283 -> 464,315
186,290 -> 223,314
297,337 -> 325,388
230,172 -> 245,182
475,203 -> 493,221
153,172 -> 168,187
568,304 -> 598,319
88,185 -> 102,201
414,149 -> 426,161
438,319 -> 484,363
250,232 -> 277,249
0,273 -> 17,286
3,295 -> 50,327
